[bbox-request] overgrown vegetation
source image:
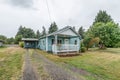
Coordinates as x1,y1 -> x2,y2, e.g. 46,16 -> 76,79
0,47 -> 25,80
37,48 -> 120,80
83,10 -> 120,49
19,41 -> 24,48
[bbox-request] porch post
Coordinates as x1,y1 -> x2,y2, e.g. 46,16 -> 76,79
46,36 -> 48,51
55,35 -> 57,54
77,37 -> 80,52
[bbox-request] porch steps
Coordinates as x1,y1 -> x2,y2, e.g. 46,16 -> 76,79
57,52 -> 80,57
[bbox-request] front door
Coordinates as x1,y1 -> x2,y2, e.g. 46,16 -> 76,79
65,39 -> 69,44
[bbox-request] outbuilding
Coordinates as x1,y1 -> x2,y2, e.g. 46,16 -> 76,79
22,38 -> 38,48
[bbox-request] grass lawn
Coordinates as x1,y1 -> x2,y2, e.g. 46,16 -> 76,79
37,48 -> 120,80
0,47 -> 25,80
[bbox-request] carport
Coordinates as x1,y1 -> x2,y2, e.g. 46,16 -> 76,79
22,38 -> 38,48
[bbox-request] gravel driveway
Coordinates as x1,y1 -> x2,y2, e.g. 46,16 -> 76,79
32,50 -> 84,80
21,49 -> 85,80
22,50 -> 39,80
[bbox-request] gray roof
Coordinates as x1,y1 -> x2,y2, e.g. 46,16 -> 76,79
40,26 -> 81,39
22,38 -> 38,41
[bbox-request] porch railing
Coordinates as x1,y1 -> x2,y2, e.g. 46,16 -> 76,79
52,44 -> 79,54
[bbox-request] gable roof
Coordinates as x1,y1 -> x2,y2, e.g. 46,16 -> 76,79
40,26 -> 81,39
48,26 -> 79,36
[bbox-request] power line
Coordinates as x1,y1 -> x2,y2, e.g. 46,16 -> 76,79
45,0 -> 52,23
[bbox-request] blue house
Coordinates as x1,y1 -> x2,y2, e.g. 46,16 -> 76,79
38,26 -> 81,54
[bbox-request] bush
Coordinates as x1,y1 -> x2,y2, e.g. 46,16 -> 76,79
80,47 -> 86,52
19,42 -> 24,48
79,40 -> 86,52
115,42 -> 120,48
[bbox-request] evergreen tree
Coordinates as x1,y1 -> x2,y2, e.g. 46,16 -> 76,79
48,22 -> 58,33
78,26 -> 85,39
42,26 -> 46,36
72,26 -> 76,31
36,30 -> 41,38
0,35 -> 7,43
93,10 -> 113,24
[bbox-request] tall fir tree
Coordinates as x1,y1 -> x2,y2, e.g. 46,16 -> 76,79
36,30 -> 41,38
78,26 -> 85,39
42,26 -> 46,36
93,10 -> 113,24
48,22 -> 58,33
72,26 -> 76,31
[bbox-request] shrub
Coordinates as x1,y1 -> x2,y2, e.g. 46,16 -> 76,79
19,42 -> 24,48
80,47 -> 86,52
79,40 -> 86,52
115,42 -> 120,48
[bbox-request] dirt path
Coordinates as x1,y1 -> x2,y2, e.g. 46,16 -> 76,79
22,50 -> 39,80
32,50 -> 84,80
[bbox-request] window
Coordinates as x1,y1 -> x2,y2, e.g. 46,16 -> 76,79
74,40 -> 77,45
58,39 -> 62,44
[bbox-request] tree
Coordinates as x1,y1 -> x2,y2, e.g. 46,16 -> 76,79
0,35 -> 7,41
88,22 -> 120,48
15,35 -> 22,44
0,35 -> 7,43
7,37 -> 15,44
72,26 -> 76,31
48,22 -> 58,33
42,26 -> 46,36
36,30 -> 41,38
93,10 -> 113,24
15,25 -> 36,43
78,26 -> 85,39
16,26 -> 35,38
83,36 -> 92,50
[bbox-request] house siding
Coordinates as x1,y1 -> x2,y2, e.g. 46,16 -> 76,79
47,36 -> 64,51
39,38 -> 46,50
39,36 -> 81,52
48,36 -> 54,51
70,37 -> 80,50
38,27 -> 81,53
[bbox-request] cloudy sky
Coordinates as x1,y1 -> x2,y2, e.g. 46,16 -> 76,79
0,0 -> 120,38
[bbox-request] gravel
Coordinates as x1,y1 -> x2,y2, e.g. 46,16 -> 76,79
21,50 -> 39,80
32,50 -> 83,80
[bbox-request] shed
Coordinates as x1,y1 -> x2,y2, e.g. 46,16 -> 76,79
22,38 -> 38,48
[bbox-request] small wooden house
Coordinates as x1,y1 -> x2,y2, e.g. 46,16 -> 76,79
38,26 -> 81,54
22,38 -> 38,48
0,40 -> 4,47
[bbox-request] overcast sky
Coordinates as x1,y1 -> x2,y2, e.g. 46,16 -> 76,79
0,0 -> 120,38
